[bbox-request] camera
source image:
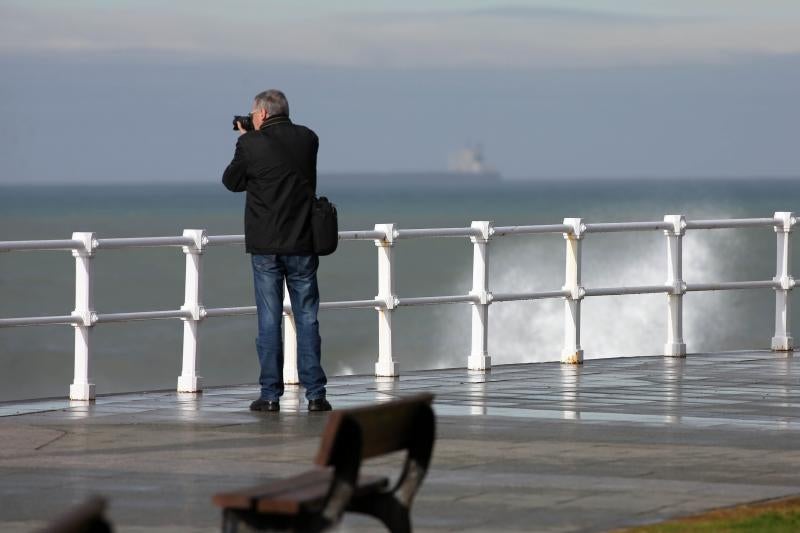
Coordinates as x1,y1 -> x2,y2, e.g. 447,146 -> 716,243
232,115 -> 254,131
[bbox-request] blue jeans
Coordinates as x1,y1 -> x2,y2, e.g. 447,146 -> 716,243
251,254 -> 327,401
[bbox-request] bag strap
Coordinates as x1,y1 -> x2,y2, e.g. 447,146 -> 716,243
262,129 -> 316,199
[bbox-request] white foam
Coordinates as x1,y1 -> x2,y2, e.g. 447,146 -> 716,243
435,226 -> 764,365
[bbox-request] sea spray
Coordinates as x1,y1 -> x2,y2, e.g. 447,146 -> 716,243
433,223 -> 772,364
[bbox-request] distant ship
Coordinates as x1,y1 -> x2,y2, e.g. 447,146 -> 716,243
322,145 -> 502,187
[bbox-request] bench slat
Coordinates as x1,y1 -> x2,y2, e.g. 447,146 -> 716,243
316,393 -> 435,464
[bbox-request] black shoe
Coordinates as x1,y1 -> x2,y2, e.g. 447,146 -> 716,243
250,398 -> 280,412
308,398 -> 332,412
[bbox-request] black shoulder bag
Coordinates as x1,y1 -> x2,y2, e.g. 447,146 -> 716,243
308,193 -> 339,256
268,133 -> 339,256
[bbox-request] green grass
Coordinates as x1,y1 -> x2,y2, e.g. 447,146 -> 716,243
618,497 -> 800,533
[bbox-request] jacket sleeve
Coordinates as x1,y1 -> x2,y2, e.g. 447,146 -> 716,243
222,138 -> 248,192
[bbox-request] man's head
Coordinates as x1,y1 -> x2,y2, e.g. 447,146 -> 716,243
251,89 -> 290,130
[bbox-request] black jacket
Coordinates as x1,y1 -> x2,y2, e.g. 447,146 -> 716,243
223,115 -> 319,255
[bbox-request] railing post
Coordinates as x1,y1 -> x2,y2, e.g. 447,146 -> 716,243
561,219 -> 584,364
468,221 -> 492,371
374,223 -> 398,377
772,211 -> 794,351
664,215 -> 687,357
70,232 -> 96,401
178,229 -> 206,393
282,281 -> 299,385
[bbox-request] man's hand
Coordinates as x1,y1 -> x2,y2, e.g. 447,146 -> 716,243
236,121 -> 247,136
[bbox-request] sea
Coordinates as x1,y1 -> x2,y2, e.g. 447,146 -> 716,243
0,177 -> 797,402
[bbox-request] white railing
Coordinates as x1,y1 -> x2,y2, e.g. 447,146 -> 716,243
0,213 -> 795,401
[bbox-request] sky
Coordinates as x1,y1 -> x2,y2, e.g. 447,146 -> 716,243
1,0 -> 799,182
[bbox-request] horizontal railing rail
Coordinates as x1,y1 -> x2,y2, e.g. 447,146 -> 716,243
397,294 -> 477,306
0,213 -> 795,400
491,290 -> 571,302
582,284 -> 671,297
0,239 -> 84,252
685,280 -> 782,292
95,310 -> 192,323
582,221 -> 672,233
0,315 -> 80,327
204,235 -> 244,246
684,218 -> 777,230
95,236 -> 195,249
395,227 -> 480,239
492,224 -> 572,236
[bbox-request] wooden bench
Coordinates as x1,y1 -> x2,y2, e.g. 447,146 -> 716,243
213,393 -> 435,532
39,496 -> 112,533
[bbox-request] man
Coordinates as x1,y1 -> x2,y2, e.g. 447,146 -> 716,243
223,89 -> 331,412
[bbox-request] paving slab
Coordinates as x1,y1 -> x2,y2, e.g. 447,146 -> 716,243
0,350 -> 798,532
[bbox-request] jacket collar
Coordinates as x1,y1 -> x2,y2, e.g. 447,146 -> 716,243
259,114 -> 291,130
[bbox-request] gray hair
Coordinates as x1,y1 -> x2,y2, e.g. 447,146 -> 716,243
254,89 -> 290,117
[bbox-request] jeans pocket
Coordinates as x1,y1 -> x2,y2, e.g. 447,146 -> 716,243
252,254 -> 278,272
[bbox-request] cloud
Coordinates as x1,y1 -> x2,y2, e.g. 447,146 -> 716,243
2,4 -> 800,68
438,6 -> 690,24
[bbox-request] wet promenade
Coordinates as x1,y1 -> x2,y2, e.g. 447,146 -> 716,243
1,350 -> 798,532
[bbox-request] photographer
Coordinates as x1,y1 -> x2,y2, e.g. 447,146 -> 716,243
223,89 -> 331,413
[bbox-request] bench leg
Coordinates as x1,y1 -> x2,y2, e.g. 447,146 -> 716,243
349,494 -> 411,533
222,509 -> 239,533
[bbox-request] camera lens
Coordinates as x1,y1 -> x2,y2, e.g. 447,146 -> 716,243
232,115 -> 255,131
